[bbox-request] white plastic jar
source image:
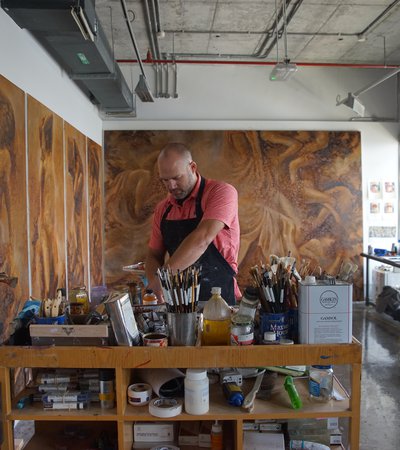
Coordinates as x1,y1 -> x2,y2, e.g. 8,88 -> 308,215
184,369 -> 209,414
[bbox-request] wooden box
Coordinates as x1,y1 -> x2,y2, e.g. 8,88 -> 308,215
29,324 -> 109,346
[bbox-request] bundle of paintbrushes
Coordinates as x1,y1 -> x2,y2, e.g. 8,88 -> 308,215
156,265 -> 202,313
250,254 -> 299,314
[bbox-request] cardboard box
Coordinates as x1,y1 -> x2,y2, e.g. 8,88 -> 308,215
298,281 -> 352,344
178,421 -> 200,446
29,324 -> 109,346
198,421 -> 213,447
133,422 -> 175,443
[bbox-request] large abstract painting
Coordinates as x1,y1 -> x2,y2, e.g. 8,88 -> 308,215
28,96 -> 65,299
0,75 -> 29,342
104,130 -> 363,300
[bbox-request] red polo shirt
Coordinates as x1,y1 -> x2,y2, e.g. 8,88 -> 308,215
149,173 -> 241,299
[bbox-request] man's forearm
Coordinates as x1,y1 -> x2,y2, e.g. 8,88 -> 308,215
145,253 -> 164,285
167,230 -> 211,271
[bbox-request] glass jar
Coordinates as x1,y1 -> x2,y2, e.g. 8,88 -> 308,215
142,289 -> 158,305
309,365 -> 333,401
69,286 -> 89,314
230,314 -> 254,346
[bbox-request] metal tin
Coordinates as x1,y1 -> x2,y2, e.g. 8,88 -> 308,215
143,332 -> 168,347
230,314 -> 254,346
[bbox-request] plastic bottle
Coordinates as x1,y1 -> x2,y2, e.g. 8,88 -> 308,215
99,369 -> 115,409
202,287 -> 232,346
284,376 -> 303,409
309,365 -> 333,401
211,420 -> 223,450
142,289 -> 158,305
238,286 -> 259,320
222,382 -> 244,406
184,369 -> 209,415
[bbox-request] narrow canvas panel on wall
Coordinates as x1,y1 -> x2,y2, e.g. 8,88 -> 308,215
28,95 -> 66,299
88,138 -> 105,288
0,74 -> 29,343
104,130 -> 363,300
65,122 -> 88,290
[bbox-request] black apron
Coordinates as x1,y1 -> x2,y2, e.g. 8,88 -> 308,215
160,177 -> 236,305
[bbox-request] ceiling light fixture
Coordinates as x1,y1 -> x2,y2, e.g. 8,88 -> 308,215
270,0 -> 297,82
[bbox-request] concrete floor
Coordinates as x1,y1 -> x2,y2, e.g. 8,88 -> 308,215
352,302 -> 400,450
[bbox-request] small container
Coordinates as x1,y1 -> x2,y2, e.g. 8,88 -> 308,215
99,369 -> 115,409
222,382 -> 244,406
69,286 -> 89,314
230,314 -> 254,346
211,420 -> 223,450
309,365 -> 333,402
262,331 -> 277,344
238,286 -> 259,320
143,332 -> 168,347
184,369 -> 209,415
142,289 -> 158,305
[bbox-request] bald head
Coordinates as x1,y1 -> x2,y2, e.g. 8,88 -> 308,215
158,143 -> 198,200
158,143 -> 193,165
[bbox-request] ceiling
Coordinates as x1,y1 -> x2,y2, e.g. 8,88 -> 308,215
95,0 -> 400,67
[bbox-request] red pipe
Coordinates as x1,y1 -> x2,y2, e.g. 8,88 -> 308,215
117,58 -> 400,69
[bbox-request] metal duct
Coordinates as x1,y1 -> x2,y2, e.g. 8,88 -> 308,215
1,0 -> 134,114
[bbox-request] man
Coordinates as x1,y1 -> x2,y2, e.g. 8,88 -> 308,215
145,143 -> 241,305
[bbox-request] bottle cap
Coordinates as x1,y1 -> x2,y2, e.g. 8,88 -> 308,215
185,369 -> 207,381
229,392 -> 244,406
212,420 -> 222,433
243,286 -> 259,300
304,275 -> 316,284
211,287 -> 221,295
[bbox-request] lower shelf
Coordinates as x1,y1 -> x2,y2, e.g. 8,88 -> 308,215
18,421 -> 117,450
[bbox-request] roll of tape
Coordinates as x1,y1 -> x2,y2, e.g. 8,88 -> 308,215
148,397 -> 183,418
127,383 -> 152,406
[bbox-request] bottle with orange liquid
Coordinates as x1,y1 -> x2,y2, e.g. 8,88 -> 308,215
202,287 -> 231,346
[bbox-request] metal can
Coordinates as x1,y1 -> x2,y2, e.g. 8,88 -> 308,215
230,314 -> 254,346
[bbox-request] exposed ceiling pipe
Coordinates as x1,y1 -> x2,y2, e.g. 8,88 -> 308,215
357,0 -> 400,40
255,0 -> 304,59
117,58 -> 400,69
140,0 -> 398,63
142,0 -> 160,60
148,0 -> 162,57
120,0 -> 154,102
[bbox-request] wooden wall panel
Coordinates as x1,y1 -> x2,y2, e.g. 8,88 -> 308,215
28,96 -> 65,299
0,75 -> 29,343
88,138 -> 104,287
64,123 -> 88,290
104,130 -> 363,299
